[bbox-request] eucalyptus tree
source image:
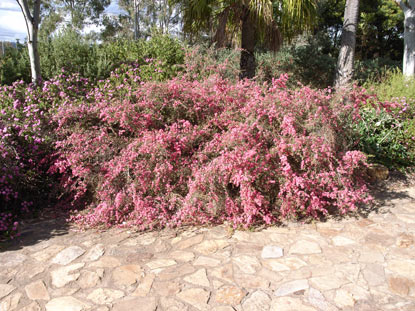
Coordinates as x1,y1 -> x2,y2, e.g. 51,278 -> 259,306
173,0 -> 316,79
16,0 -> 41,84
395,0 -> 415,77
334,0 -> 360,89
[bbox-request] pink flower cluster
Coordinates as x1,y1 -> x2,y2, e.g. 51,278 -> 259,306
52,67 -> 372,230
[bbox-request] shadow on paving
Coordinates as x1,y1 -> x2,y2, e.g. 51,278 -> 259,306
0,216 -> 71,252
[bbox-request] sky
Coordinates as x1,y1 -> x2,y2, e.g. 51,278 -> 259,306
0,0 -> 123,42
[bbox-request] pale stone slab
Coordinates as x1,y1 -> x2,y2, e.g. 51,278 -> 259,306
388,259 -> 415,281
113,297 -> 157,311
334,289 -> 354,308
242,291 -> 271,311
45,296 -> 90,311
270,297 -> 317,311
235,274 -> 270,290
307,288 -> 337,311
0,284 -> 15,300
31,245 -> 65,262
176,234 -> 204,250
153,281 -> 181,296
289,241 -> 321,254
0,252 -> 27,267
0,292 -> 21,311
194,240 -> 230,255
233,255 -> 261,274
184,268 -> 210,287
194,256 -> 221,267
169,251 -> 195,262
51,263 -> 85,288
20,302 -> 41,311
25,280 -> 50,300
87,288 -> 124,305
309,275 -> 348,291
51,246 -> 85,265
177,288 -> 210,311
132,274 -> 155,297
215,286 -> 246,305
210,264 -> 234,283
78,270 -> 100,289
275,279 -> 309,296
362,264 -> 385,286
112,265 -> 142,287
146,259 -> 177,270
89,256 -> 121,268
83,244 -> 105,262
332,236 -> 356,246
159,297 -> 189,311
261,246 -> 284,259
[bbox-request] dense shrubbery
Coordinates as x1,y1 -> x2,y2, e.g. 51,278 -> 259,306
48,62 -> 372,231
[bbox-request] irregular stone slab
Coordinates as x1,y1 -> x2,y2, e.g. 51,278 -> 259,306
309,275 -> 348,291
152,281 -> 181,296
169,251 -> 195,262
307,287 -> 337,311
25,280 -> 50,300
159,297 -> 189,311
51,287 -> 80,298
146,259 -> 176,270
89,256 -> 121,268
275,279 -> 309,296
358,250 -> 384,263
0,284 -> 15,299
20,302 -> 41,311
235,274 -> 270,289
132,274 -> 155,297
176,234 -> 204,250
334,289 -> 354,308
184,269 -> 210,287
78,270 -> 100,289
289,241 -> 321,255
51,246 -> 85,265
332,236 -> 356,246
84,244 -> 105,262
177,288 -> 210,310
388,259 -> 415,281
112,265 -> 142,287
50,263 -> 85,288
31,245 -> 65,262
87,288 -> 124,305
210,264 -> 234,283
242,290 -> 271,311
45,296 -> 90,311
396,233 -> 414,248
113,297 -> 156,311
261,246 -> 284,259
158,264 -> 195,281
387,276 -> 414,296
233,255 -> 261,274
362,264 -> 385,286
215,286 -> 246,305
194,256 -> 221,267
0,292 -> 22,311
194,240 -> 230,255
270,297 -> 317,311
0,252 -> 27,267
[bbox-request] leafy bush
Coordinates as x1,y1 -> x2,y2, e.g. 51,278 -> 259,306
51,64 -> 371,231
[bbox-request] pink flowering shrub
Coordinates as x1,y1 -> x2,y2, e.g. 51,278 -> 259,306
0,72 -> 90,238
52,64 -> 372,230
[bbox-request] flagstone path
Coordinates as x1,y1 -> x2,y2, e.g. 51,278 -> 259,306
1,186 -> 415,311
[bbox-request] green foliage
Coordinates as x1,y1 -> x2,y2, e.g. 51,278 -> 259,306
0,31 -> 185,85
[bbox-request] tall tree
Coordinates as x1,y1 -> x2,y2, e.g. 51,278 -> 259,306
16,0 -> 41,84
395,0 -> 415,77
334,0 -> 360,89
174,0 -> 316,79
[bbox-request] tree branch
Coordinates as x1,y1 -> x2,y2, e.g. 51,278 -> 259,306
16,0 -> 33,42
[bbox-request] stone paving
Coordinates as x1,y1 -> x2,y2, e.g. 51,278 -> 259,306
1,186 -> 415,311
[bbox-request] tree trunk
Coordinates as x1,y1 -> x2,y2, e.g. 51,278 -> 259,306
17,0 -> 41,84
398,0 -> 415,77
334,0 -> 359,89
134,0 -> 140,40
239,6 -> 256,80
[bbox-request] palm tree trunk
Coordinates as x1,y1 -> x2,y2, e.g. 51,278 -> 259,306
334,0 -> 359,89
239,7 -> 256,79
